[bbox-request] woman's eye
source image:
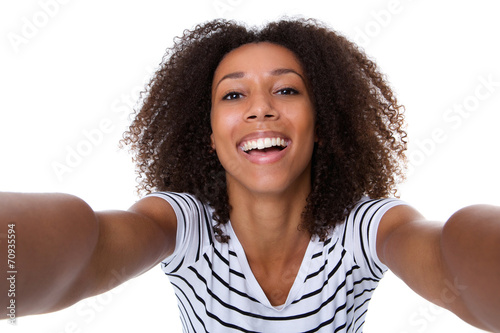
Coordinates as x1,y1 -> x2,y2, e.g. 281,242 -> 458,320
277,88 -> 299,95
222,92 -> 242,100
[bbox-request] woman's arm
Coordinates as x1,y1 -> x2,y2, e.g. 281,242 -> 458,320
377,204 -> 500,332
0,192 -> 177,317
441,205 -> 500,331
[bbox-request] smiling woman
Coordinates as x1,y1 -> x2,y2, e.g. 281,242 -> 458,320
1,14 -> 500,333
124,19 -> 407,243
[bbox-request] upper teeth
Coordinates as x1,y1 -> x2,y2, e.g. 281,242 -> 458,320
241,137 -> 288,152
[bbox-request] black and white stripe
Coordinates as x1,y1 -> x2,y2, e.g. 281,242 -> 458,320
148,192 -> 406,332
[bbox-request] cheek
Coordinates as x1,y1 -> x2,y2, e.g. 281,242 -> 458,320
296,112 -> 316,142
210,129 -> 231,159
211,110 -> 240,147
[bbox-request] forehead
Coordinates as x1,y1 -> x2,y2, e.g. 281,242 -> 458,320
213,42 -> 304,80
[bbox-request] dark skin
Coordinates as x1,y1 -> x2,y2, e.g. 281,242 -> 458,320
1,43 -> 499,332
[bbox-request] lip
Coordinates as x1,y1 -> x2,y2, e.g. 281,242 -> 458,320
237,131 -> 291,165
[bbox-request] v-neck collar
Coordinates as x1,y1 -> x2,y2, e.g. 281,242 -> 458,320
226,221 -> 319,311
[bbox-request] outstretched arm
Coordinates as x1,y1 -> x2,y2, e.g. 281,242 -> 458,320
377,204 -> 500,332
0,192 -> 177,317
441,205 -> 500,330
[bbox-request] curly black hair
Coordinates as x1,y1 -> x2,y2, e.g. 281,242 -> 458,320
122,18 -> 407,242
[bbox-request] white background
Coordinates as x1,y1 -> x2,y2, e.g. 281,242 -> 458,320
1,0 -> 499,332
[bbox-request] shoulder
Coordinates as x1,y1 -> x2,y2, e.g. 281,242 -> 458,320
139,192 -> 216,269
129,192 -> 212,244
347,197 -> 408,220
340,197 -> 410,241
375,202 -> 426,266
135,192 -> 212,223
143,191 -> 204,208
334,197 -> 409,277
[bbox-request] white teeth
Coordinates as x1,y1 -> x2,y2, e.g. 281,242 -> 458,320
264,138 -> 271,148
257,138 -> 265,149
241,137 -> 288,152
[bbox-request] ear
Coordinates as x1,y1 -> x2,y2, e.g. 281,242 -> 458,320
210,133 -> 216,150
314,125 -> 320,144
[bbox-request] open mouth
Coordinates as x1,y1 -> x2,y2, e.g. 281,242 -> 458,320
240,137 -> 288,154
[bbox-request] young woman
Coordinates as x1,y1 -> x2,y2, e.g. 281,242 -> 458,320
1,19 -> 499,332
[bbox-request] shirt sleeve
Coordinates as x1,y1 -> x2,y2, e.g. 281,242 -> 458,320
339,198 -> 409,279
146,192 -> 214,274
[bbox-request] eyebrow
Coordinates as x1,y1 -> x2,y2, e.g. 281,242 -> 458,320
214,68 -> 305,90
270,68 -> 305,81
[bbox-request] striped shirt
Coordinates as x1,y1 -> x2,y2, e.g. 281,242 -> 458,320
149,192 -> 406,333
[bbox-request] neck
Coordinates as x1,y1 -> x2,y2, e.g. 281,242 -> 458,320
227,177 -> 311,271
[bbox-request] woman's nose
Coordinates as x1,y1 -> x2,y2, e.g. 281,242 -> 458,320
245,93 -> 279,121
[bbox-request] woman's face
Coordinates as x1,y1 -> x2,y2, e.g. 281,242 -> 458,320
210,42 -> 316,196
